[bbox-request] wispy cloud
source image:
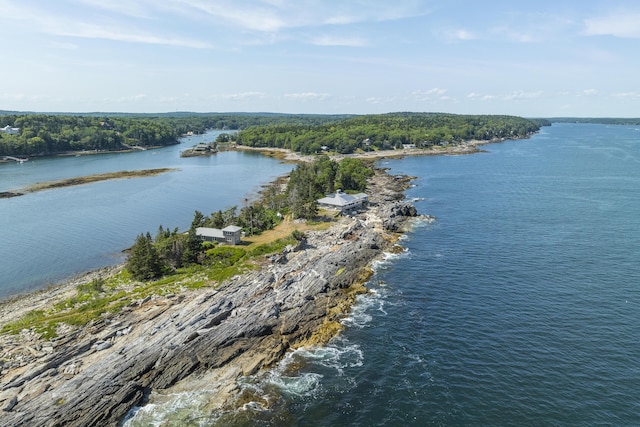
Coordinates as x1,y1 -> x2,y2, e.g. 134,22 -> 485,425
218,92 -> 267,100
411,88 -> 450,101
284,92 -> 330,100
170,0 -> 429,32
0,0 -> 212,48
612,91 -> 640,98
56,23 -> 212,48
443,29 -> 477,42
504,90 -> 543,101
468,91 -> 542,101
580,89 -> 598,96
584,12 -> 640,38
311,35 -> 368,47
72,0 -> 156,19
467,92 -> 497,101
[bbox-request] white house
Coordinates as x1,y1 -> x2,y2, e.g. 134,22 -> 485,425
196,225 -> 242,245
317,190 -> 368,213
0,125 -> 20,135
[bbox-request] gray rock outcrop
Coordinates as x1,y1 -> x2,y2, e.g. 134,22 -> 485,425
0,168 -> 419,427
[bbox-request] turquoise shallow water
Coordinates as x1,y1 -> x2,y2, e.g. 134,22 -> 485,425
171,123 -> 638,426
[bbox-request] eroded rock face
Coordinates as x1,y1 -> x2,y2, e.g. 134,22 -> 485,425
0,168 -> 418,427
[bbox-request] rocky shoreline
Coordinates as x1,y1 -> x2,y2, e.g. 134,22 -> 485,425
0,167 -> 423,426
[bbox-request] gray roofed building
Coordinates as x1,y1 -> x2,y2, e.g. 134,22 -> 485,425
317,190 -> 368,213
196,225 -> 242,245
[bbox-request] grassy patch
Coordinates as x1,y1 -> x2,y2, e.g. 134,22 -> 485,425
1,221 -> 326,339
248,236 -> 297,257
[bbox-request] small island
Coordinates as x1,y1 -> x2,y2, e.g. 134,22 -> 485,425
180,142 -> 218,157
18,169 -> 176,195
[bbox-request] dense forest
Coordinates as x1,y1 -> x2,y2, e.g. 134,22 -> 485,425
0,113 -> 349,157
0,115 -> 178,156
0,111 -> 549,157
236,113 -> 547,154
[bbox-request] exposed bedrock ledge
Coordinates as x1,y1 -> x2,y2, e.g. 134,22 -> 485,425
0,168 -> 420,427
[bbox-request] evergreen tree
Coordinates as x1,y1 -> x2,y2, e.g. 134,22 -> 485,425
127,232 -> 165,281
182,211 -> 204,265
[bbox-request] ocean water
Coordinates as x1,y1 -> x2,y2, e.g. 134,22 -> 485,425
0,131 -> 293,297
128,123 -> 640,426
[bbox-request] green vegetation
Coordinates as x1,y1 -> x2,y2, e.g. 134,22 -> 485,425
0,112 -> 546,157
127,233 -> 166,281
287,155 -> 373,219
0,113 -> 349,157
2,232 -> 302,339
236,113 -> 544,154
125,156 -> 372,279
0,115 -> 178,156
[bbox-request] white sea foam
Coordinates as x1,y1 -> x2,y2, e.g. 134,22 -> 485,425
295,337 -> 364,374
342,290 -> 387,328
265,371 -> 324,398
123,389 -> 215,427
371,248 -> 409,272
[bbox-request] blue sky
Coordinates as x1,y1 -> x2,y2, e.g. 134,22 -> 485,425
1,0 -> 639,116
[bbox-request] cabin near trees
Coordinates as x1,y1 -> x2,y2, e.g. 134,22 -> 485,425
317,190 -> 368,213
196,225 -> 242,245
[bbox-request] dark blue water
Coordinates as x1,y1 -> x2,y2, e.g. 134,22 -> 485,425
0,131 -> 294,297
195,123 -> 639,426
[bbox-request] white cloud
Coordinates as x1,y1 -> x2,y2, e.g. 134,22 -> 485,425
580,89 -> 598,96
312,35 -> 368,47
56,23 -> 212,48
491,26 -> 540,43
284,92 -> 330,100
504,90 -> 543,101
446,29 -> 477,41
170,0 -> 429,32
411,88 -> 449,101
73,0 -> 155,19
366,97 -> 388,105
0,0 -> 212,48
467,92 -> 497,101
219,92 -> 267,100
0,93 -> 27,101
612,91 -> 640,98
584,12 -> 640,38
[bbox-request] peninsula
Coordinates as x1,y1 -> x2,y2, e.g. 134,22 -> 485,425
0,164 -> 421,426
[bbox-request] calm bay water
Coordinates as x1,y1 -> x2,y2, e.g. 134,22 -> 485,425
283,123 -> 640,426
0,131 -> 294,297
127,123 -> 640,426
4,124 -> 640,425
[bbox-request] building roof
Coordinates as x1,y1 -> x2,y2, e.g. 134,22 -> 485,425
317,190 -> 368,207
196,227 -> 225,239
197,225 -> 242,238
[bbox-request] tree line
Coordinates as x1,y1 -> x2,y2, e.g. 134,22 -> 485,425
0,115 -> 178,156
0,113 -> 349,157
126,156 -> 372,280
236,113 -> 547,154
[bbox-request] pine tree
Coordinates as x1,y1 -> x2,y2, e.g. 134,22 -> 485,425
182,211 -> 204,265
127,232 -> 165,281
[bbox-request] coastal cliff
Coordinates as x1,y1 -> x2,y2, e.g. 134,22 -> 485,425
0,168 -> 421,426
